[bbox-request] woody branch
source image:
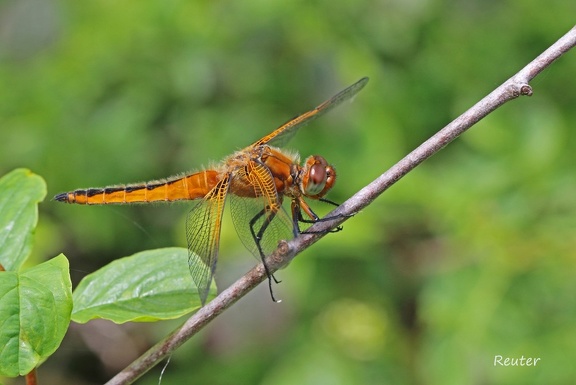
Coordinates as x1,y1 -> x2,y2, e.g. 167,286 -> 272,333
105,25 -> 576,385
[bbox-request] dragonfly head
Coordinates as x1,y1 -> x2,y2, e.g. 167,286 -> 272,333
300,155 -> 336,199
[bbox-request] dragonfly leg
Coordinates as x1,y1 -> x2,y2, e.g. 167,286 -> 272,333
292,198 -> 351,234
249,207 -> 282,302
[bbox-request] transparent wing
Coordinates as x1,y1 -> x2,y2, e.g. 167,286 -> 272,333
229,161 -> 295,262
230,194 -> 294,262
186,176 -> 230,305
252,77 -> 369,148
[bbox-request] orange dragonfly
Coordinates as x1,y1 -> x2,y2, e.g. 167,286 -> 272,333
55,77 -> 369,305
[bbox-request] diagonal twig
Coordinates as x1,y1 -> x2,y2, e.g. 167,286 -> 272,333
105,25 -> 576,385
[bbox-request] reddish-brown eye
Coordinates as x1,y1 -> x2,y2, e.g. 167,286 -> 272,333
300,155 -> 336,198
325,166 -> 335,186
305,163 -> 327,196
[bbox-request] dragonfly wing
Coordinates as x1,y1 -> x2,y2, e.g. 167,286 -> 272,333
186,175 -> 230,305
230,194 -> 294,262
229,161 -> 295,262
253,77 -> 369,148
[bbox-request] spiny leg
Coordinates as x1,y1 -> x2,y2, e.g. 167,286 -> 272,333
291,199 -> 352,234
249,206 -> 282,301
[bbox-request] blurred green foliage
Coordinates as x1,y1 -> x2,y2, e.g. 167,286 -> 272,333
1,0 -> 575,384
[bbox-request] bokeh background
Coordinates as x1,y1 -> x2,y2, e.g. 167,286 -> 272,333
1,1 -> 575,384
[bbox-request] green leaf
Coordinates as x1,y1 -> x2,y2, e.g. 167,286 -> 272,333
0,169 -> 46,271
72,248 -> 213,323
0,254 -> 73,377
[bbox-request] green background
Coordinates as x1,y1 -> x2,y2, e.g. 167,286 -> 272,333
1,0 -> 575,384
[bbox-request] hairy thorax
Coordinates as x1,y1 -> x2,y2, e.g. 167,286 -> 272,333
224,145 -> 301,199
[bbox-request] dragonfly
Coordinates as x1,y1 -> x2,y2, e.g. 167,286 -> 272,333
55,77 -> 369,305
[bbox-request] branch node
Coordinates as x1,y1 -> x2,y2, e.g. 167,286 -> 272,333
520,85 -> 533,96
275,240 -> 292,264
277,240 -> 291,257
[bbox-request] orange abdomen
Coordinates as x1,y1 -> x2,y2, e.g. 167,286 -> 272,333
55,170 -> 219,204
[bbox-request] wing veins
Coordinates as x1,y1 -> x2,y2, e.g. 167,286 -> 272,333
253,77 -> 369,148
186,175 -> 230,305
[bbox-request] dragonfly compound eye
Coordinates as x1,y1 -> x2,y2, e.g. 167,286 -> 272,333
302,155 -> 336,198
307,163 -> 327,195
